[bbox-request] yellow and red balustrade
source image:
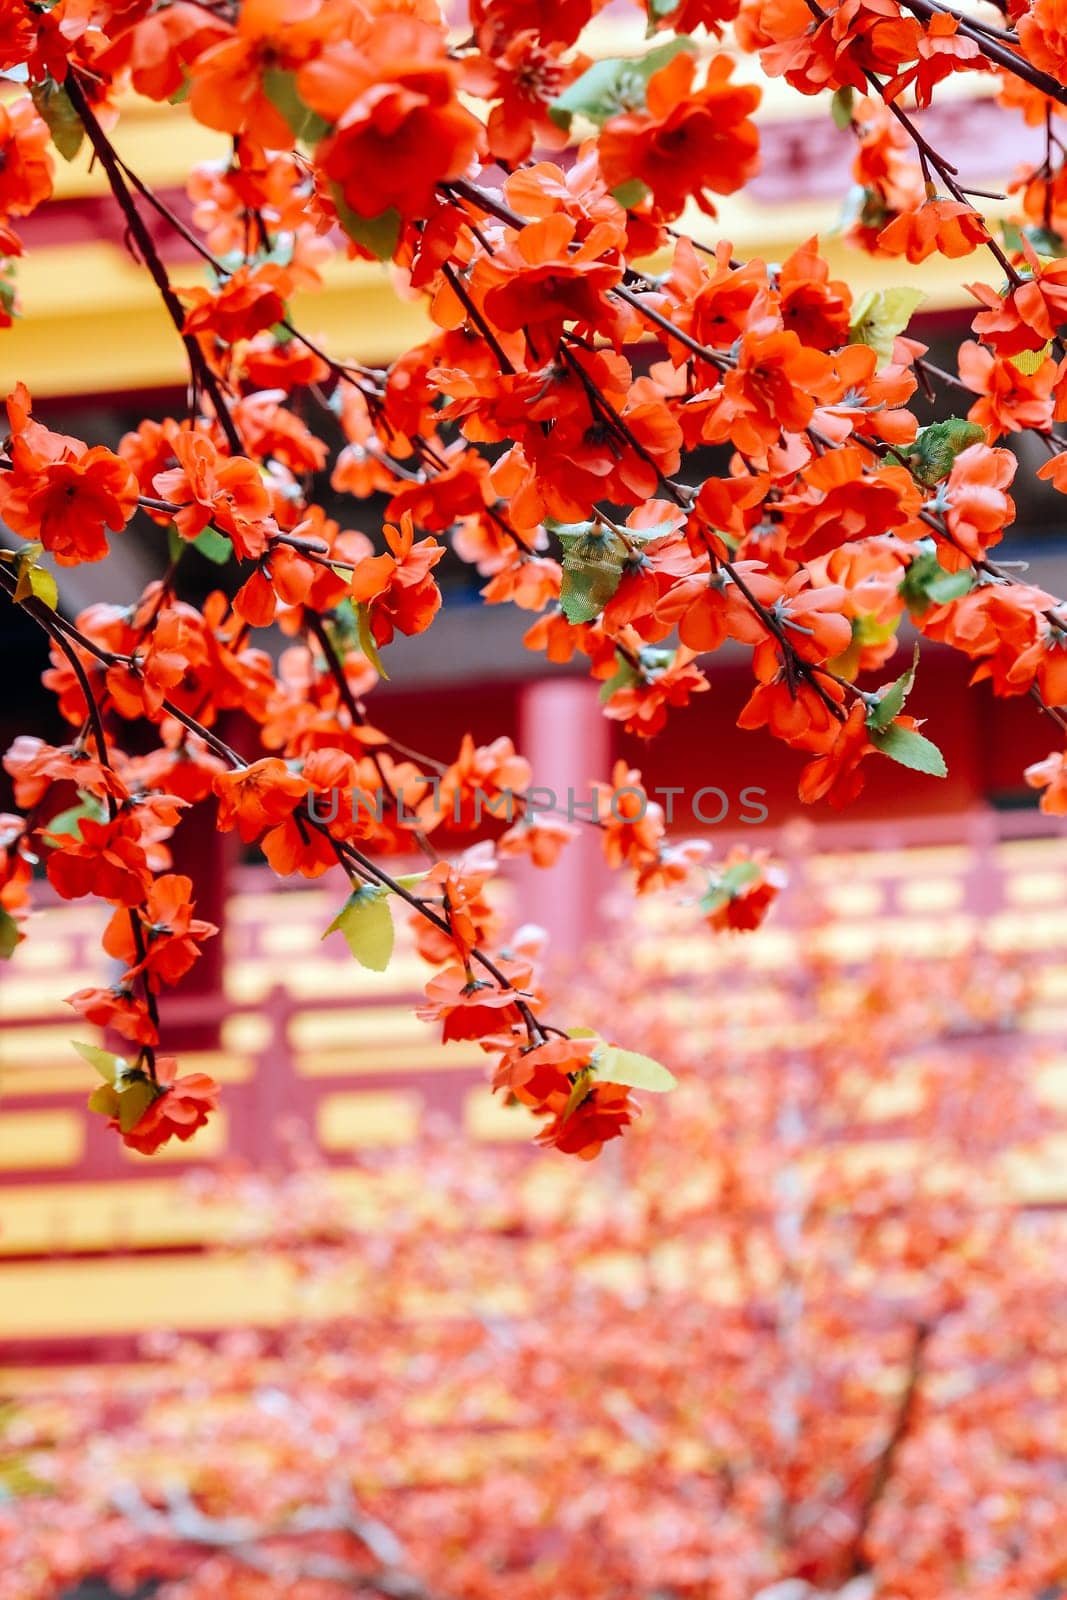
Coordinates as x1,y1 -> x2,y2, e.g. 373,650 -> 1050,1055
2,811 -> 1067,1365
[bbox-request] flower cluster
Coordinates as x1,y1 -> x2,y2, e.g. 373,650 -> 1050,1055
3,0 -> 1067,1157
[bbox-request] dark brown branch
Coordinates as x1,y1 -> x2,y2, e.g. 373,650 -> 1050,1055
65,74 -> 246,459
848,1320 -> 932,1575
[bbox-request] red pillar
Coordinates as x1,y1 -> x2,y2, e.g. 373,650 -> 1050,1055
512,676 -> 614,961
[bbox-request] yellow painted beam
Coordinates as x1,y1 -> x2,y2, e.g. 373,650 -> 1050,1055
1,1048 -> 254,1097
8,240 -> 431,397
225,953 -> 426,1002
464,1088 -> 537,1144
0,1176 -> 241,1256
297,1042 -> 486,1077
9,205 -> 976,400
0,1111 -> 84,1171
0,1253 -> 306,1339
316,1089 -> 422,1149
50,96 -> 229,200
0,1166 -> 409,1258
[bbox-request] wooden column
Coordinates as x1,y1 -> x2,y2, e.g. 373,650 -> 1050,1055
512,676 -> 614,962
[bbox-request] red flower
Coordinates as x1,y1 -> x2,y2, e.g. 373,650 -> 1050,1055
66,985 -> 158,1046
536,1082 -> 638,1160
0,99 -> 53,224
598,52 -> 760,220
102,874 -> 218,988
181,263 -> 291,345
0,388 -> 138,565
702,849 -> 786,933
474,210 -> 624,336
957,341 -> 1056,438
601,647 -> 709,739
417,965 -> 529,1043
1018,0 -> 1067,79
154,432 -> 274,560
46,817 -> 152,907
798,702 -> 878,809
943,442 -> 1016,566
877,199 -> 988,264
214,759 -> 310,844
300,16 -> 483,222
349,514 -> 444,647
467,30 -> 582,164
96,1057 -> 220,1156
1025,749 -> 1067,814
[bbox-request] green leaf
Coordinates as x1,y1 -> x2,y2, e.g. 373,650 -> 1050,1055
548,36 -> 696,130
827,611 -> 901,679
848,286 -> 926,367
87,1084 -> 120,1118
898,544 -> 974,616
555,523 -> 628,625
867,643 -> 920,731
0,268 -> 18,320
593,1044 -> 677,1093
610,178 -> 651,209
26,563 -> 57,608
870,723 -> 947,777
926,568 -> 975,604
560,1069 -> 595,1123
192,526 -> 234,565
30,79 -> 84,162
899,417 -> 986,487
117,1078 -> 159,1134
167,523 -> 232,566
44,791 -> 107,842
700,858 -> 762,917
330,184 -> 402,262
831,86 -> 855,129
355,601 -> 389,679
71,1040 -> 124,1084
1010,341 -> 1053,375
323,886 -> 394,971
1002,220 -> 1067,260
393,872 -> 429,892
599,652 -> 641,704
12,546 -> 57,611
0,907 -> 20,960
263,67 -> 332,144
1024,224 -> 1067,258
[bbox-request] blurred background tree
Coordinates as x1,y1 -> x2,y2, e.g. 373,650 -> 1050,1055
4,901 -> 1063,1600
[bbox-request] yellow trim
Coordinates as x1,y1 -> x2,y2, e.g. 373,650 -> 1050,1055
464,1089 -> 537,1144
51,97 -> 229,201
289,1003 -> 432,1049
8,241 -> 431,397
297,1042 -> 485,1076
226,953 -> 425,1002
316,1089 -> 422,1149
0,1253 -> 306,1338
0,1166 -> 415,1256
0,1111 -> 84,1170
9,205 -> 979,399
0,1176 -> 241,1255
0,973 -> 99,1019
1,1049 -> 254,1097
